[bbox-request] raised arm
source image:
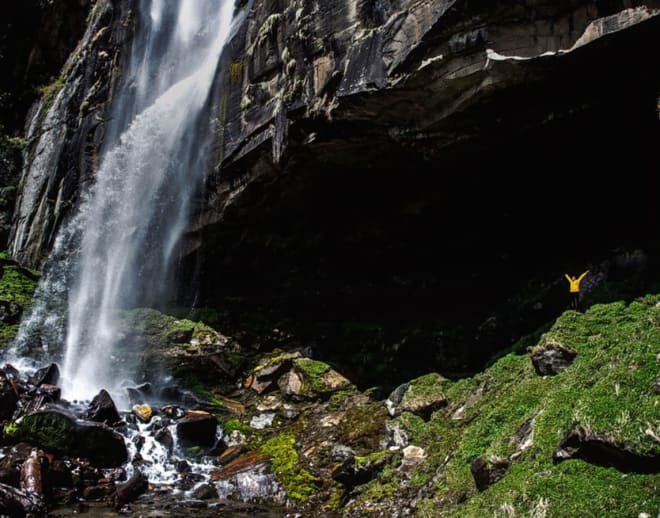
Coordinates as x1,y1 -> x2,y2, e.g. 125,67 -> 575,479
564,274 -> 572,283
577,270 -> 589,282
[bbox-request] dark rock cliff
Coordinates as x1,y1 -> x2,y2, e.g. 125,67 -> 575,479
183,0 -> 660,381
7,0 -> 660,381
8,0 -> 136,267
0,0 -> 92,247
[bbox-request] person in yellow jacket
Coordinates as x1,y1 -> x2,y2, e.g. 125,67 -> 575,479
564,270 -> 589,309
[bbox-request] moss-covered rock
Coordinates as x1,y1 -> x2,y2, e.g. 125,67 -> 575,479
119,308 -> 239,389
277,358 -> 354,400
0,258 -> 39,348
5,410 -> 127,467
336,402 -> 388,453
259,433 -> 319,502
387,372 -> 449,419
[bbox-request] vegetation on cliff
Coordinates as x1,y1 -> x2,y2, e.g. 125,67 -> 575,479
0,257 -> 38,347
350,297 -> 659,517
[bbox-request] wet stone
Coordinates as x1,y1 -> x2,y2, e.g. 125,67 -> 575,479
132,404 -> 153,423
86,389 -> 121,425
113,471 -> 148,509
174,459 -> 190,473
28,364 -> 60,387
192,483 -> 218,500
132,434 -> 145,452
176,410 -> 217,447
155,428 -> 174,454
35,383 -> 61,402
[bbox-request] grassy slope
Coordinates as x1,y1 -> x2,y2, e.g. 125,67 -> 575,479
355,296 -> 660,517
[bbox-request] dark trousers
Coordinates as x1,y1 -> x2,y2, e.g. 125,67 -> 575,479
570,292 -> 580,309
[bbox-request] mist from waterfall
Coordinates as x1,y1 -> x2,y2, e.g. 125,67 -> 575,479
12,0 -> 235,403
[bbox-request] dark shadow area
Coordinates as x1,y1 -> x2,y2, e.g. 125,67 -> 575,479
179,28 -> 660,392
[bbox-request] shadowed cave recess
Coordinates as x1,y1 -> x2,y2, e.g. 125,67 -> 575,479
178,32 -> 660,392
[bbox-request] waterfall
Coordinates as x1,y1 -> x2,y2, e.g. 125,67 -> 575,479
11,0 -> 235,403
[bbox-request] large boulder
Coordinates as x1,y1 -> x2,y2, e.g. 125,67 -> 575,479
6,410 -> 128,467
86,389 -> 121,425
28,363 -> 60,387
176,410 -> 218,447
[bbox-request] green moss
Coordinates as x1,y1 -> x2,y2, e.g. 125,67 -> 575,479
399,372 -> 448,414
223,418 -> 252,435
260,433 -> 318,501
4,422 -> 17,436
325,489 -> 343,509
0,261 -> 39,347
229,60 -> 243,85
0,262 -> 39,308
336,402 -> 388,452
294,357 -> 332,393
37,76 -> 66,112
354,449 -> 395,471
395,298 -> 660,516
188,377 -> 224,411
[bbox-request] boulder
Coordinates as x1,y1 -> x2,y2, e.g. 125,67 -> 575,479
386,373 -> 448,419
531,344 -> 577,376
176,410 -> 217,446
86,389 -> 121,425
246,352 -> 302,395
28,364 -> 59,387
6,410 -> 128,467
113,471 -> 148,509
155,428 -> 174,454
192,483 -> 218,500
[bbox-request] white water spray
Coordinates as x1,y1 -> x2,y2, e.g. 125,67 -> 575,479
12,0 -> 235,403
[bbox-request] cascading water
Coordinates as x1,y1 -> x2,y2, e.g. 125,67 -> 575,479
12,0 -> 235,403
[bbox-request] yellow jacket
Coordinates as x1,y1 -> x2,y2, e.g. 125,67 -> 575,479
565,271 -> 589,293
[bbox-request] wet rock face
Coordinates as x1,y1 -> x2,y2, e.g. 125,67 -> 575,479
9,0 -> 135,267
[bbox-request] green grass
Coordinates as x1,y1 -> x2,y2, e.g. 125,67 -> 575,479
352,297 -> 660,516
